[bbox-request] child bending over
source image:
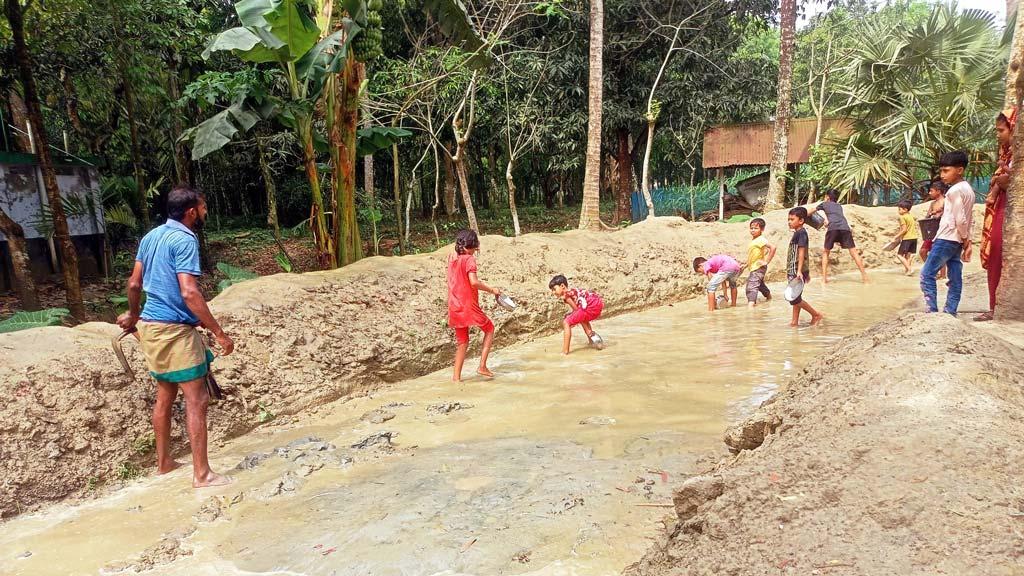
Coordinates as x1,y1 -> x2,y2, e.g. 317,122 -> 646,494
693,254 -> 741,311
549,275 -> 604,354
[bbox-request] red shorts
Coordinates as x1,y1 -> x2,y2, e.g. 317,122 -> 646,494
565,298 -> 603,326
922,239 -> 933,252
454,319 -> 494,344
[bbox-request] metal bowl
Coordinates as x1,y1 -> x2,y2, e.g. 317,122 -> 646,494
807,212 -> 826,230
588,333 -> 605,350
496,293 -> 518,311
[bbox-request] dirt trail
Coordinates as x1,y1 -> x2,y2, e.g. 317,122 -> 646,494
0,204 -> 982,518
625,312 -> 1024,576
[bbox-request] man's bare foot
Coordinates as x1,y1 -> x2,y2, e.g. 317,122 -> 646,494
193,471 -> 232,488
477,367 -> 494,378
157,460 -> 183,475
789,321 -> 799,327
810,313 -> 824,326
974,311 -> 994,322
452,377 -> 462,383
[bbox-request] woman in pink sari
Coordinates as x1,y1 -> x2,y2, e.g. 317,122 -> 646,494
976,107 -> 1015,321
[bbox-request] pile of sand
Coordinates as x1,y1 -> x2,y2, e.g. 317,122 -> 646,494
625,312 -> 1024,575
0,204 -> 982,518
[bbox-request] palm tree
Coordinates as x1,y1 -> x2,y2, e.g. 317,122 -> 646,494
764,0 -> 798,211
5,0 -> 86,319
823,5 -> 1005,192
579,0 -> 603,231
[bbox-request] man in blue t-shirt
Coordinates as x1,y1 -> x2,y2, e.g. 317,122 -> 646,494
117,186 -> 234,489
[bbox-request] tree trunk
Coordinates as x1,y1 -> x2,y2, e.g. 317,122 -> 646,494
578,0 -> 604,231
0,208 -> 39,310
362,110 -> 378,254
119,67 -> 150,230
454,153 -> 478,232
60,68 -> 86,144
1008,0 -> 1021,110
335,58 -> 364,265
717,168 -> 725,221
391,142 -> 405,254
640,118 -> 657,218
6,0 -> 85,319
6,88 -> 32,152
257,136 -> 295,272
506,159 -> 522,236
764,0 -> 797,212
166,67 -> 193,187
997,7 -> 1024,320
442,150 -> 458,216
614,127 -> 633,223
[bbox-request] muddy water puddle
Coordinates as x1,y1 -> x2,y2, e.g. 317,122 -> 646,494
0,271 -> 923,576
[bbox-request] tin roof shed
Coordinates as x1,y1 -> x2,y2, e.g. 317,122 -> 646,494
702,117 -> 852,169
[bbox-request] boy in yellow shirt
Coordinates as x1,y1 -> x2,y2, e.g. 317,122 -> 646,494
740,218 -> 777,306
893,200 -> 920,276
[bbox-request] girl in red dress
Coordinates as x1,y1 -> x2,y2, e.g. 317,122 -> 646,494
447,230 -> 502,381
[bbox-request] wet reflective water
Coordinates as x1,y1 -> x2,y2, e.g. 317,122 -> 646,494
0,271 -> 923,576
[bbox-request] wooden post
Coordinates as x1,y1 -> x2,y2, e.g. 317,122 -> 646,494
793,164 -> 800,208
717,168 -> 725,221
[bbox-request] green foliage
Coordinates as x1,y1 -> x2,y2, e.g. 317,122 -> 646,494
422,0 -> 491,69
274,252 -> 293,272
132,433 -> 156,456
257,401 -> 275,423
115,461 -> 142,481
355,126 -> 413,156
216,262 -> 259,292
820,3 -> 1005,190
0,309 -> 72,333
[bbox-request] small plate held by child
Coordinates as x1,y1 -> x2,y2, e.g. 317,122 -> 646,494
589,333 -> 605,350
881,239 -> 900,252
496,293 -> 518,311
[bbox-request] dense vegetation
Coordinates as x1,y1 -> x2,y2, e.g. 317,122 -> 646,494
0,0 -> 1010,319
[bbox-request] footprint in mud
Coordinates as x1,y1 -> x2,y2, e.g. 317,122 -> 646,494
427,402 -> 473,415
101,526 -> 196,574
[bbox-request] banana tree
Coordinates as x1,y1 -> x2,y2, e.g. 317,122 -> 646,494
186,0 -> 481,267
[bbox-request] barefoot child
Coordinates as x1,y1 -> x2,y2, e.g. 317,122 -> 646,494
786,207 -> 823,327
808,189 -> 869,284
693,254 -> 741,311
740,217 -> 776,306
447,230 -> 502,381
549,275 -> 604,354
893,200 -> 919,276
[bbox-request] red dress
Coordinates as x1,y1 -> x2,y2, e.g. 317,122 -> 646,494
447,253 -> 490,329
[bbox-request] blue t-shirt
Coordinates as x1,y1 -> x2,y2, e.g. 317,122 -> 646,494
136,219 -> 202,325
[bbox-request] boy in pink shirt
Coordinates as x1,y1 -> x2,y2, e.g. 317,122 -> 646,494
693,254 -> 742,311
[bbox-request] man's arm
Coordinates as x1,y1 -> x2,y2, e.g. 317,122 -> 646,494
116,261 -> 145,331
178,273 -> 234,355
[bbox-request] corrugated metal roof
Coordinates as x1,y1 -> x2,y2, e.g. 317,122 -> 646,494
702,117 -> 852,169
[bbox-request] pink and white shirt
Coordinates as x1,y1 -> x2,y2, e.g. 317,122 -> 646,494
566,287 -> 601,310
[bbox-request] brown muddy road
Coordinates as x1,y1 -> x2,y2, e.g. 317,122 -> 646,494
0,271 -> 924,576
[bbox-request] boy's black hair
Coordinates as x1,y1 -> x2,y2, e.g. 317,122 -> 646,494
789,206 -> 808,222
929,179 -> 950,194
938,150 -> 969,168
548,274 -> 568,289
897,199 -> 913,210
454,229 -> 480,255
167,186 -> 204,221
824,189 -> 840,201
749,217 -> 766,229
692,256 -> 707,273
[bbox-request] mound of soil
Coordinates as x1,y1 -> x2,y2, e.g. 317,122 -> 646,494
625,312 -> 1024,575
0,204 -> 982,518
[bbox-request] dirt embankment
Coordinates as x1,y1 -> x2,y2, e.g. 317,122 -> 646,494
625,313 -> 1024,576
0,204 -> 980,518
